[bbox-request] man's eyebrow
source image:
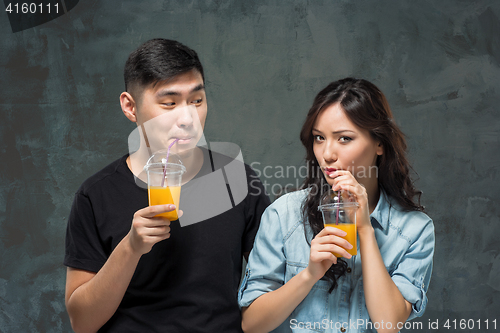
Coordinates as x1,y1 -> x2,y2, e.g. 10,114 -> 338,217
191,83 -> 205,93
155,84 -> 205,98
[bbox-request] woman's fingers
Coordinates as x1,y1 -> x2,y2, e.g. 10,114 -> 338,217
310,250 -> 337,265
312,229 -> 353,259
315,243 -> 352,259
316,226 -> 347,238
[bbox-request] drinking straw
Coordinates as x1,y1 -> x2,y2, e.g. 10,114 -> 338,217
160,138 -> 179,187
335,190 -> 340,225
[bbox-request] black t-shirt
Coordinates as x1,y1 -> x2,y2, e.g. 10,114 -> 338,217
64,148 -> 270,332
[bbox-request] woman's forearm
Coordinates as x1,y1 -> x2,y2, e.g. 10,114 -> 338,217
241,269 -> 317,333
358,227 -> 412,333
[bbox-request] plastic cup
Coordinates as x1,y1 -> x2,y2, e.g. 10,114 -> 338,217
144,153 -> 186,220
318,190 -> 359,257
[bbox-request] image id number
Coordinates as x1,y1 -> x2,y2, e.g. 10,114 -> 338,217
5,2 -> 60,14
443,319 -> 497,330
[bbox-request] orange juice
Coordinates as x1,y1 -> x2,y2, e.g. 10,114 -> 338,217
148,186 -> 181,220
324,223 -> 357,257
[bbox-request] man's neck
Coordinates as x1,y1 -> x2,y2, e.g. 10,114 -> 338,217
126,145 -> 204,185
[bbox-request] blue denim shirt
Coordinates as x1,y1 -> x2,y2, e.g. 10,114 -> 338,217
238,189 -> 434,333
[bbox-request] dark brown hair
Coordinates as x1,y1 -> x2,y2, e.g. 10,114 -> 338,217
299,78 -> 424,291
124,38 -> 204,94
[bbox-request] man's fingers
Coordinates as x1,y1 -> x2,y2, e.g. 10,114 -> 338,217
141,204 -> 177,218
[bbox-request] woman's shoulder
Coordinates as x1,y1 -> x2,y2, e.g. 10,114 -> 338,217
261,189 -> 308,229
268,188 -> 308,211
387,196 -> 434,240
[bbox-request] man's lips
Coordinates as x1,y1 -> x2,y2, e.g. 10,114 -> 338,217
172,137 -> 194,144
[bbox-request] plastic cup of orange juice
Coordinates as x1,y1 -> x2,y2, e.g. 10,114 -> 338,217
144,152 -> 186,220
318,190 -> 359,257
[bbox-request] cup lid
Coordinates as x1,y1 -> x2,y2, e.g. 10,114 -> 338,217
317,189 -> 359,211
143,150 -> 185,173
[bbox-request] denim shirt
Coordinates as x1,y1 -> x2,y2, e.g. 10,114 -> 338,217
238,189 -> 435,333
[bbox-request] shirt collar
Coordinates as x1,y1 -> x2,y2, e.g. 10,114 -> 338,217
370,188 -> 391,230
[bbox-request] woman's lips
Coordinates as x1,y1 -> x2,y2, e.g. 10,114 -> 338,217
323,167 -> 338,178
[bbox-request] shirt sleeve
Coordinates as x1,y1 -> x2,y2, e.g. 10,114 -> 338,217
391,217 -> 435,320
238,203 -> 285,308
63,191 -> 108,273
241,165 -> 271,254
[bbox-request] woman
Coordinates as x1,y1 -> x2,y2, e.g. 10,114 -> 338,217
238,78 -> 435,333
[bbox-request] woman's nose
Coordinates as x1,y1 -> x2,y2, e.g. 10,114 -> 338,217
323,142 -> 337,163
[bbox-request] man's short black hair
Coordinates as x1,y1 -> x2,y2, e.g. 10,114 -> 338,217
124,38 -> 204,93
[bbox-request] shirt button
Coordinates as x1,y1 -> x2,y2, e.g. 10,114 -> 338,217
346,267 -> 352,273
340,327 -> 346,332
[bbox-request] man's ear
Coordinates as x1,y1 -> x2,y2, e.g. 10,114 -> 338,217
120,92 -> 137,123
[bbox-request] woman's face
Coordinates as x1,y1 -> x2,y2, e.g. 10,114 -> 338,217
312,102 -> 383,188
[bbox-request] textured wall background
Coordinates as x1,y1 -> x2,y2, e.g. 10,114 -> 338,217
0,0 -> 499,332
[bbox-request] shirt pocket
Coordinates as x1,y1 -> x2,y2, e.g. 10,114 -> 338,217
286,262 -> 330,332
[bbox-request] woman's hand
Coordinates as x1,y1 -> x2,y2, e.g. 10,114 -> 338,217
330,170 -> 372,232
305,227 -> 353,281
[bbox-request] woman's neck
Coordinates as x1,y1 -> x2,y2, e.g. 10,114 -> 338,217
360,177 -> 380,214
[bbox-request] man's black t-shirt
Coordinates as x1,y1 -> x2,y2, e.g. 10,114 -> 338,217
64,148 -> 270,332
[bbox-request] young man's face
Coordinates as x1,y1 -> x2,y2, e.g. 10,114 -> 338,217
134,70 -> 207,155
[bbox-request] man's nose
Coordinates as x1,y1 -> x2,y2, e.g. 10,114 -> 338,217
176,106 -> 195,128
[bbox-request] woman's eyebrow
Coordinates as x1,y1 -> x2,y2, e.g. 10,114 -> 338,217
331,130 -> 355,134
312,128 -> 355,134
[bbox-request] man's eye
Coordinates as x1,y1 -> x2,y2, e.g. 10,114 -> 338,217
339,136 -> 352,143
192,99 -> 203,105
162,102 -> 176,107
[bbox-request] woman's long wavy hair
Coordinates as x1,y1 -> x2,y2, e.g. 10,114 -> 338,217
299,78 -> 424,292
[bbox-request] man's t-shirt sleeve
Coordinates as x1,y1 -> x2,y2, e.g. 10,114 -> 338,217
242,165 -> 271,254
64,191 -> 107,273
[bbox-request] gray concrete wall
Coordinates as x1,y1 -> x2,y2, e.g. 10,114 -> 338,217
0,0 -> 499,331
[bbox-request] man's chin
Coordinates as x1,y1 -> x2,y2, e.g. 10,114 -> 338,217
174,145 -> 200,158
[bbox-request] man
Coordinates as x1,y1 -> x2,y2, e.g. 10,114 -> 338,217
64,39 -> 270,332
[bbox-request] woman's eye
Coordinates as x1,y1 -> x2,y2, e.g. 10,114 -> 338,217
313,135 -> 324,142
339,136 -> 352,143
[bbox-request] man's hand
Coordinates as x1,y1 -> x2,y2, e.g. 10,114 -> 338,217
127,204 -> 181,255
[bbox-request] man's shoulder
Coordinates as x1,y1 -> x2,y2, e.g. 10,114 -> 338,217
77,154 -> 129,195
206,147 -> 260,181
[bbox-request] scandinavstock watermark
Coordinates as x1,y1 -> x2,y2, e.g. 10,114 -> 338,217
249,162 -> 379,197
290,318 -> 498,331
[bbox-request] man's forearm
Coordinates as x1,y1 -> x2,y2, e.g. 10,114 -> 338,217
66,235 -> 142,333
